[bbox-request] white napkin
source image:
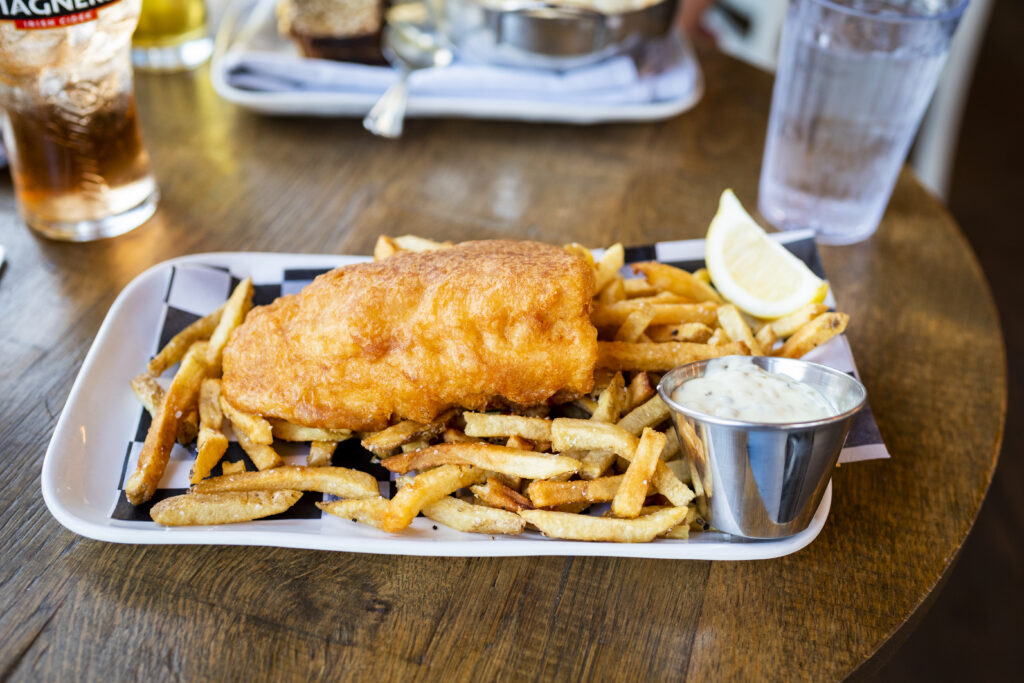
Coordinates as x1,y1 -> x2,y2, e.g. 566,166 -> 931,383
223,32 -> 699,105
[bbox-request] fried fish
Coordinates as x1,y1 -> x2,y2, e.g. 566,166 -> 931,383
221,240 -> 598,431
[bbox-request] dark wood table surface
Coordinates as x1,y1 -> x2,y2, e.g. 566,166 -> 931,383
0,46 -> 1006,681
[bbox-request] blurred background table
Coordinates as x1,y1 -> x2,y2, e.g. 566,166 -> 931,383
0,45 -> 1005,680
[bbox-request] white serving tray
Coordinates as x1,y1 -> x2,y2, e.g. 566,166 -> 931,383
209,0 -> 704,123
41,249 -> 831,560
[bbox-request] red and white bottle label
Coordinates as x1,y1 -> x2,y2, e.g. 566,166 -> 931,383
0,0 -> 120,28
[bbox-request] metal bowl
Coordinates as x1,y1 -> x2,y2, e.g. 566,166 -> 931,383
441,0 -> 680,70
658,356 -> 867,539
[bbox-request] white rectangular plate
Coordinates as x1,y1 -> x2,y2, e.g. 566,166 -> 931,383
42,244 -> 838,559
210,0 -> 704,123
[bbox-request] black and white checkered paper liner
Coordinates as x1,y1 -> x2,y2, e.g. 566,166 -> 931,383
112,231 -> 888,524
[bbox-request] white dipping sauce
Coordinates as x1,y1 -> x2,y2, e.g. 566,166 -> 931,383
672,356 -> 836,423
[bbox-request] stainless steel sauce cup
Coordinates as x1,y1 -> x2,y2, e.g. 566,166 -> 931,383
658,357 -> 867,539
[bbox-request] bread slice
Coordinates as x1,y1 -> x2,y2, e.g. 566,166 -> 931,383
277,0 -> 386,64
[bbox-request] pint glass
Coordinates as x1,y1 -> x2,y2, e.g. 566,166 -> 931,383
0,0 -> 159,241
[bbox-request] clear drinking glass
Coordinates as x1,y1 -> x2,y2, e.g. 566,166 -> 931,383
758,0 -> 969,245
0,0 -> 159,241
132,0 -> 213,71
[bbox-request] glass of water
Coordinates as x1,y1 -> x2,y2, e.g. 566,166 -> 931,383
759,0 -> 969,245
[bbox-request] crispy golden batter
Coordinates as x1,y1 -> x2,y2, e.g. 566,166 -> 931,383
222,240 -> 597,431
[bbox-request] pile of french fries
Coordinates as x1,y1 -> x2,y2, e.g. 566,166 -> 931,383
127,235 -> 848,542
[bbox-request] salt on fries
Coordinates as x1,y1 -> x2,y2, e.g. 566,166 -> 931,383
126,235 -> 849,543
191,466 -> 379,499
151,490 -> 301,526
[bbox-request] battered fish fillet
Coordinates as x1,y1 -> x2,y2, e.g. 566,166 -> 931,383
221,240 -> 598,431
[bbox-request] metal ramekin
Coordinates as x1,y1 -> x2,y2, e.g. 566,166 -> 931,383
658,356 -> 867,539
441,0 -> 680,70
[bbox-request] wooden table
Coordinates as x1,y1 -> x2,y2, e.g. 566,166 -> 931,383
0,47 -> 1005,681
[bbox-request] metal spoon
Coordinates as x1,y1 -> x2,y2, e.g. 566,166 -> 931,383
363,22 -> 453,138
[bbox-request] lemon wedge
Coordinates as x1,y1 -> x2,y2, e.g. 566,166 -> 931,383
705,190 -> 828,319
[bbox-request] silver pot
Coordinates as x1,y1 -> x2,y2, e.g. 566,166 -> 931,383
441,0 -> 680,70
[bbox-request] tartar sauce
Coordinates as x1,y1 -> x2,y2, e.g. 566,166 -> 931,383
672,356 -> 835,423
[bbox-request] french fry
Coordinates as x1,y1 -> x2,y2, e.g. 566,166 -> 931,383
221,460 -> 246,475
611,428 -> 666,518
382,465 -> 486,532
594,243 -> 624,293
131,372 -> 199,445
624,372 -> 655,412
130,372 -> 163,417
693,268 -> 712,284
442,428 -> 482,444
526,475 -> 633,508
755,323 -> 778,353
550,418 -> 639,459
779,312 -> 849,358
598,277 -> 625,304
645,322 -> 714,344
650,462 -> 696,507
422,496 -> 526,535
219,397 -> 273,446
361,410 -> 454,457
630,291 -> 689,304
382,443 -> 580,479
234,428 -> 282,471
636,505 -> 695,539
622,278 -> 658,298
591,301 -> 718,328
318,497 -> 388,528
125,341 -> 209,505
578,449 -> 618,479
563,243 -> 594,269
307,440 -> 337,467
770,303 -> 829,338
192,465 -> 378,499
519,507 -> 688,543
616,396 -> 671,436
660,430 -> 681,461
373,235 -> 400,261
614,305 -> 655,343
146,306 -> 224,376
662,522 -> 690,539
462,412 -> 553,442
470,478 -> 534,512
505,435 -> 535,451
675,418 -> 705,464
571,398 -> 597,415
551,420 -> 692,507
665,459 -> 691,484
401,440 -> 430,453
589,372 -> 626,423
687,458 -> 705,498
191,378 -> 229,484
206,278 -> 253,373
374,234 -> 453,259
392,234 -> 453,253
633,262 -> 724,303
597,341 -> 748,372
150,490 -> 301,526
707,328 -> 730,346
270,420 -> 351,443
717,304 -> 763,355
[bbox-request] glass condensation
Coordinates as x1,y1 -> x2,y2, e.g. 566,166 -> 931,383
758,0 -> 966,245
